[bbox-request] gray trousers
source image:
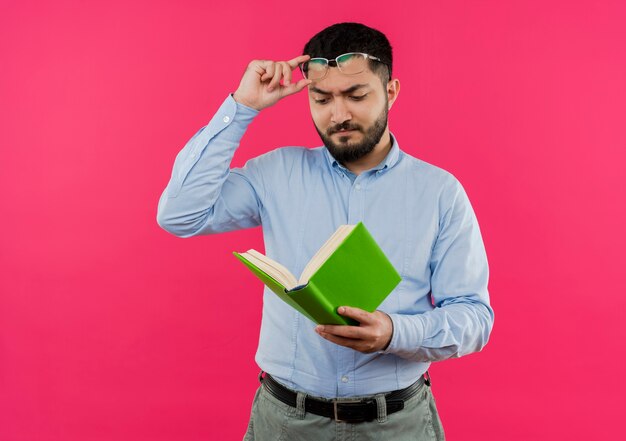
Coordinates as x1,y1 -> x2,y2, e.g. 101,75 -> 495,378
243,377 -> 445,441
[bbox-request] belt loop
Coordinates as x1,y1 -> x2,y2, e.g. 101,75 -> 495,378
375,394 -> 387,423
295,391 -> 307,419
258,370 -> 265,383
424,371 -> 431,387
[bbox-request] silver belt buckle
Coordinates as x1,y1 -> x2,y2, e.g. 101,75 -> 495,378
333,398 -> 361,422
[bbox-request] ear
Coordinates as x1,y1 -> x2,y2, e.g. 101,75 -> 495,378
387,78 -> 400,110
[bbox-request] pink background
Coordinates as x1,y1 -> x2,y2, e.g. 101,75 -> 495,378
2,0 -> 625,439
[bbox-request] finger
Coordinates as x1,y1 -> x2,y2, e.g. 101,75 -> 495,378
268,63 -> 283,91
337,306 -> 375,325
281,78 -> 312,96
317,329 -> 378,353
287,54 -> 311,69
316,324 -> 364,339
260,61 -> 275,82
317,330 -> 362,350
296,78 -> 313,91
282,62 -> 292,86
250,60 -> 267,77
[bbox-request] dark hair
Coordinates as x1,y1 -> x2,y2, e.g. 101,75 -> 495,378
302,22 -> 393,85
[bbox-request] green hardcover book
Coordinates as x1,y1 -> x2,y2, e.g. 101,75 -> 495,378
233,222 -> 401,325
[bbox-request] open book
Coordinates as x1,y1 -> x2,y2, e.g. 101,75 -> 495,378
233,222 -> 401,325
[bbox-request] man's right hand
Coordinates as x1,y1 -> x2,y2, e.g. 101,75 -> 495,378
232,55 -> 313,111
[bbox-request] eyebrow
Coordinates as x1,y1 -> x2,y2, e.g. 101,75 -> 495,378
309,84 -> 370,95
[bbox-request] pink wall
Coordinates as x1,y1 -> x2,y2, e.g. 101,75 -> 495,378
2,0 -> 625,439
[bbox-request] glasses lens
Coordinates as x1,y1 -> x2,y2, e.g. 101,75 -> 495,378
304,58 -> 329,80
336,53 -> 367,75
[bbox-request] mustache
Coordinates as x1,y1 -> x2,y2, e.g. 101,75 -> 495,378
328,123 -> 361,135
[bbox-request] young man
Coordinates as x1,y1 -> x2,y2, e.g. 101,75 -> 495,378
157,22 -> 493,440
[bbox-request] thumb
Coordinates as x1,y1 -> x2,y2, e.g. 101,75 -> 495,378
283,78 -> 312,96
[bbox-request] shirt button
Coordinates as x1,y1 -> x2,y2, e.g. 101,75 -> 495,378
355,184 -> 361,191
223,116 -> 230,123
341,376 -> 349,383
190,153 -> 197,159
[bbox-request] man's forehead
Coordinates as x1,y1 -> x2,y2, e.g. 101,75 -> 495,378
307,69 -> 378,95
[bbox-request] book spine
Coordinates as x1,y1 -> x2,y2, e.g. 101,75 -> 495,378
288,282 -> 354,325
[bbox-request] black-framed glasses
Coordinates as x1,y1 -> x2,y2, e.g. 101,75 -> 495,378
299,52 -> 386,80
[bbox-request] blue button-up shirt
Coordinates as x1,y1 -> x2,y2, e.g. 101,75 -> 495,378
157,94 -> 494,398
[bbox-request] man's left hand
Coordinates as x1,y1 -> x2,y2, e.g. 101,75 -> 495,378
315,306 -> 393,353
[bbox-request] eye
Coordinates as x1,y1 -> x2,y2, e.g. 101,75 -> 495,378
350,94 -> 367,101
314,98 -> 329,104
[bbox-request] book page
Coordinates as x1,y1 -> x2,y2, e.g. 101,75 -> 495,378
242,249 -> 299,289
298,225 -> 355,285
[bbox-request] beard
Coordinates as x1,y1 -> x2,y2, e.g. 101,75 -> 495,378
314,103 -> 389,165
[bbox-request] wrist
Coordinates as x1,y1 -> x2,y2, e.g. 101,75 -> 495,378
232,91 -> 262,111
381,312 -> 393,351
377,312 -> 395,354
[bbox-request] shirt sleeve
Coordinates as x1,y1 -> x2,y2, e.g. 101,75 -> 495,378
383,179 -> 494,361
156,94 -> 264,237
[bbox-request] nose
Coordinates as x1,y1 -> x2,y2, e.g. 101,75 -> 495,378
330,97 -> 352,125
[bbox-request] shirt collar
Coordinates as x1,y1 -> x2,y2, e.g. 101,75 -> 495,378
324,132 -> 402,174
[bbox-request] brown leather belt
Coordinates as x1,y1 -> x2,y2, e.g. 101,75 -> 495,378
260,372 -> 429,423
